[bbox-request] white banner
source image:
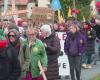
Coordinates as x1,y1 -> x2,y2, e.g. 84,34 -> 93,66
58,54 -> 70,76
56,32 -> 70,76
4,0 -> 8,12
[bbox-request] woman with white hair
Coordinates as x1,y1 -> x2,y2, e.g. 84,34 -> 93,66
40,24 -> 60,80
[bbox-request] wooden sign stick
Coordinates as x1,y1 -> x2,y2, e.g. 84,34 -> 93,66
38,60 -> 47,80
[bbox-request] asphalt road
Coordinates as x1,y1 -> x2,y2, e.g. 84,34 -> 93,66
58,61 -> 100,80
81,61 -> 100,80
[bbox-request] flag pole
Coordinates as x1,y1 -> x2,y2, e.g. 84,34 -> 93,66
3,0 -> 8,20
4,0 -> 8,13
38,60 -> 47,80
11,0 -> 18,25
73,0 -> 77,18
12,0 -> 16,11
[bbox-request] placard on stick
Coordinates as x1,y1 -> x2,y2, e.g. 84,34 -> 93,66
32,7 -> 54,25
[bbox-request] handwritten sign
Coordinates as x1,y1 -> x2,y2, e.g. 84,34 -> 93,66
1,10 -> 28,16
32,7 -> 54,24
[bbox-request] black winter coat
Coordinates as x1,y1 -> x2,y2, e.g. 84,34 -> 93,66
41,33 -> 60,80
92,24 -> 100,39
0,45 -> 21,80
83,29 -> 96,55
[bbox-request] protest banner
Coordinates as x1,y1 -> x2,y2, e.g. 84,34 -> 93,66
32,7 -> 54,25
1,10 -> 28,16
1,0 -> 29,19
56,32 -> 70,76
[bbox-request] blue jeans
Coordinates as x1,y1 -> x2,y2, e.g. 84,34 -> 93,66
82,53 -> 87,64
92,39 -> 100,63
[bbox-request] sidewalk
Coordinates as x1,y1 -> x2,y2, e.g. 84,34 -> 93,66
59,61 -> 100,80
81,61 -> 100,80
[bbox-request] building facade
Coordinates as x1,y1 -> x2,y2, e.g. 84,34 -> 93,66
0,0 -> 50,18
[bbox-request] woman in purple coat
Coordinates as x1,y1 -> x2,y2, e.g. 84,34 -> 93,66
64,22 -> 87,80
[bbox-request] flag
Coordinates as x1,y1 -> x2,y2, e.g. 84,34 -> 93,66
83,16 -> 86,22
58,10 -> 60,21
68,6 -> 72,17
60,15 -> 64,22
63,0 -> 66,2
58,10 -> 64,23
51,0 -> 61,11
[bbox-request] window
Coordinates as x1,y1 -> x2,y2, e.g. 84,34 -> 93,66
29,0 -> 38,7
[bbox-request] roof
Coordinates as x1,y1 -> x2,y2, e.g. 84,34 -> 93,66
0,0 -> 29,5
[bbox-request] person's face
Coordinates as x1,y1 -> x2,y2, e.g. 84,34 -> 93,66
69,26 -> 77,33
40,30 -> 47,37
95,19 -> 100,25
28,33 -> 35,40
27,29 -> 37,42
54,24 -> 58,30
8,32 -> 16,43
59,25 -> 65,31
83,23 -> 88,29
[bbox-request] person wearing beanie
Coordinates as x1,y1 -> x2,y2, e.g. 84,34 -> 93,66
8,23 -> 19,31
4,23 -> 19,35
64,23 -> 87,80
7,28 -> 30,80
8,29 -> 20,47
40,24 -> 60,80
0,28 -> 21,80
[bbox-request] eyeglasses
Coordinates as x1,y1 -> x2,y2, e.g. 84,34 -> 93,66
8,35 -> 16,38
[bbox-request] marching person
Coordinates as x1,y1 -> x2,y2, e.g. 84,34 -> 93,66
40,24 -> 60,80
81,21 -> 95,68
90,18 -> 100,65
0,27 -> 21,80
26,26 -> 48,80
7,24 -> 30,80
64,21 -> 87,80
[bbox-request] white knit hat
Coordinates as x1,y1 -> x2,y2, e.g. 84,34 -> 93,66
40,24 -> 52,36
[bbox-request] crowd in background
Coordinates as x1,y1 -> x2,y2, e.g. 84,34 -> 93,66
0,17 -> 100,80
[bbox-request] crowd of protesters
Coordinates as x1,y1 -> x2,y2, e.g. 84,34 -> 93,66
0,16 -> 100,80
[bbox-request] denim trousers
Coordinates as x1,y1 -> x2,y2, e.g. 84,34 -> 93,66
92,39 -> 100,63
82,52 -> 92,64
